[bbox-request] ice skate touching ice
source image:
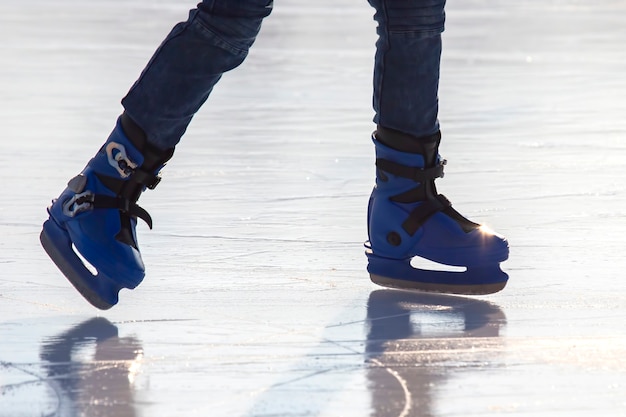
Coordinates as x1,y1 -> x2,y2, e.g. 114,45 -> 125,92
366,130 -> 509,295
40,118 -> 174,309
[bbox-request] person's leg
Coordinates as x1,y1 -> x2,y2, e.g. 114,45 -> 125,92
122,0 -> 274,150
365,0 -> 509,294
369,0 -> 443,140
41,1 -> 273,309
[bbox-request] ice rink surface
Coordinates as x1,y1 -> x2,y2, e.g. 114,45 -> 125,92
2,0 -> 626,416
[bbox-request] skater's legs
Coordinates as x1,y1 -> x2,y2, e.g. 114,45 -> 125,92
122,0 -> 274,150
365,0 -> 509,293
367,0 -> 445,140
42,0 -> 274,308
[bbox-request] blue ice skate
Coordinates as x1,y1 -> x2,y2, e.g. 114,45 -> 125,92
40,118 -> 174,309
366,131 -> 509,295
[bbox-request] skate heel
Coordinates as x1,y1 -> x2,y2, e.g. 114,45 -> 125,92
41,219 -> 121,310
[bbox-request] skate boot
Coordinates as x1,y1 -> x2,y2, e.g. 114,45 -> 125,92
365,129 -> 509,295
40,117 -> 174,309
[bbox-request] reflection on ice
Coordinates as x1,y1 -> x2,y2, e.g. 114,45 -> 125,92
40,318 -> 142,417
365,290 -> 506,417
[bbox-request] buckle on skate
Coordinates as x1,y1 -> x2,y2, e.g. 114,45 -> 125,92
106,142 -> 138,178
62,191 -> 95,217
376,158 -> 446,182
147,175 -> 161,190
130,168 -> 162,190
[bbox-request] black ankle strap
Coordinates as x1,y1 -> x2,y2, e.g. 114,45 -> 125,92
375,127 -> 441,156
375,158 -> 445,182
375,155 -> 479,235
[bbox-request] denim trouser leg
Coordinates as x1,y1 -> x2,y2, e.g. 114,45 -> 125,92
122,0 -> 273,150
368,0 -> 446,138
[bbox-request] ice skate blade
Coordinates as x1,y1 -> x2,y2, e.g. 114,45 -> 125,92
366,251 -> 508,295
369,272 -> 507,295
40,220 -> 119,310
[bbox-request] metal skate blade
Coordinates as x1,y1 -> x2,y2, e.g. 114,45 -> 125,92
370,271 -> 508,295
366,249 -> 508,295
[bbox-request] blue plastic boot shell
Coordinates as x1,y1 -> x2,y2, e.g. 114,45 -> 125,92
41,119 -> 159,307
367,136 -> 509,266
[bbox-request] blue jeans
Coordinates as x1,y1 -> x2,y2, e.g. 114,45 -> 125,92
122,0 -> 446,150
